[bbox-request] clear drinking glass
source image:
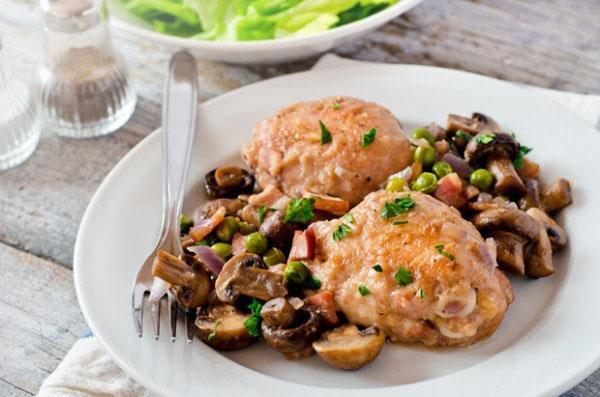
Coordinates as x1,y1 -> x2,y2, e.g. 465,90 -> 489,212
0,34 -> 41,171
38,0 -> 136,138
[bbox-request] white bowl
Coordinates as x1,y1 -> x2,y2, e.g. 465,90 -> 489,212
107,0 -> 425,64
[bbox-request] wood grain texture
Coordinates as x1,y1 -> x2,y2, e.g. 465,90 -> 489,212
0,242 -> 87,396
0,0 -> 599,395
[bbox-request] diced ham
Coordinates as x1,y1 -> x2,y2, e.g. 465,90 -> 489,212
305,291 -> 339,325
289,228 -> 316,260
189,207 -> 226,241
434,173 -> 468,209
231,232 -> 246,255
310,194 -> 350,216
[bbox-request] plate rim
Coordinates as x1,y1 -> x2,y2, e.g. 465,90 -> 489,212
74,63 -> 600,397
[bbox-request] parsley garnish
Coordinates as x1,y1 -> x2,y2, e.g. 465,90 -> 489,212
513,144 -> 533,168
207,319 -> 221,341
333,102 -> 341,110
435,244 -> 456,260
307,276 -> 321,290
243,298 -> 263,337
284,198 -> 315,224
361,128 -> 377,148
372,264 -> 383,272
333,222 -> 352,242
394,267 -> 413,286
319,120 -> 332,144
392,220 -> 409,225
358,284 -> 371,296
476,133 -> 496,144
417,289 -> 426,299
180,214 -> 193,235
454,130 -> 472,142
257,205 -> 276,224
381,195 -> 416,219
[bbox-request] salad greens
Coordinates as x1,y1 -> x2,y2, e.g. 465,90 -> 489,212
121,0 -> 399,41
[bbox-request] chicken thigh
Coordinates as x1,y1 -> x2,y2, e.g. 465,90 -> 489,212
241,97 -> 412,206
306,191 -> 514,347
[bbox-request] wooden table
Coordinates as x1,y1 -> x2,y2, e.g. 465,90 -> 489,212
1,0 -> 599,395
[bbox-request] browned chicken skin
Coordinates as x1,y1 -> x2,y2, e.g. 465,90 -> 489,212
241,97 -> 412,206
306,191 -> 514,347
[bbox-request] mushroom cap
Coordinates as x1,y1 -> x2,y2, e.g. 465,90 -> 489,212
464,132 -> 519,165
261,307 -> 322,357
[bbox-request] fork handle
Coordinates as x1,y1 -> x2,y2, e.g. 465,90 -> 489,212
158,51 -> 198,254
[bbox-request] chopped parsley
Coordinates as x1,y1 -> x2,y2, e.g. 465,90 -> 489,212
257,205 -> 276,224
513,144 -> 533,168
392,220 -> 409,225
207,319 -> 221,341
380,194 -> 416,219
333,222 -> 352,242
333,102 -> 341,110
372,264 -> 383,272
284,198 -> 315,224
358,284 -> 371,296
342,213 -> 355,224
476,133 -> 496,144
417,289 -> 426,299
243,298 -> 263,337
361,128 -> 377,148
435,244 -> 456,261
180,214 -> 193,235
319,120 -> 332,144
454,130 -> 472,142
394,267 -> 413,286
307,276 -> 321,290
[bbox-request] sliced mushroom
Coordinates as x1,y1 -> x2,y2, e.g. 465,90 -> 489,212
525,222 -> 554,278
472,207 -> 540,240
312,325 -> 385,370
205,166 -> 255,199
260,297 -> 296,328
518,179 -> 541,211
193,198 -> 245,223
259,210 -> 301,251
195,304 -> 255,350
152,250 -> 210,309
491,230 -> 527,275
215,253 -> 287,303
526,207 -> 567,251
447,112 -> 501,134
516,157 -> 540,181
540,178 -> 573,213
262,307 -> 322,359
464,132 -> 525,195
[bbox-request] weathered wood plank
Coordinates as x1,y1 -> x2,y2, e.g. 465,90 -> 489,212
0,242 -> 87,395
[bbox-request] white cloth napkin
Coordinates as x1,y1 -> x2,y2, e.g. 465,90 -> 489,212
37,54 -> 600,397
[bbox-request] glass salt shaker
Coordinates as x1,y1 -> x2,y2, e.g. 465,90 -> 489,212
0,33 -> 41,171
38,0 -> 136,138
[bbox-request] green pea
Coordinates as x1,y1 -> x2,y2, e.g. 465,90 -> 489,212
386,177 -> 407,192
432,162 -> 453,178
238,221 -> 256,235
211,242 -> 232,259
413,145 -> 437,167
263,247 -> 286,267
411,172 -> 438,194
469,169 -> 494,191
284,261 -> 309,286
244,232 -> 268,254
215,216 -> 239,242
411,127 -> 435,146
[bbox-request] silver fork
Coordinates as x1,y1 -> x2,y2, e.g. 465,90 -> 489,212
132,51 -> 198,342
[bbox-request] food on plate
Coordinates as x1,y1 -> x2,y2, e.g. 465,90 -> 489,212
120,0 -> 399,41
151,100 -> 572,369
306,191 -> 513,346
242,96 -> 412,205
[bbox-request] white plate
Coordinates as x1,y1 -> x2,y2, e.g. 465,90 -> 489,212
106,0 -> 424,64
74,64 -> 600,397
